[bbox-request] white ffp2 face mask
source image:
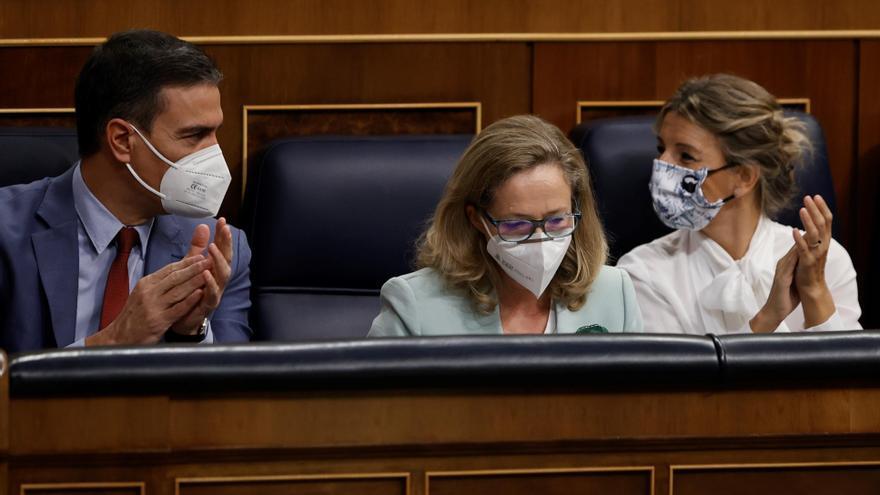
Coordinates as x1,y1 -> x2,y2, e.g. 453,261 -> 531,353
482,218 -> 571,298
125,124 -> 232,218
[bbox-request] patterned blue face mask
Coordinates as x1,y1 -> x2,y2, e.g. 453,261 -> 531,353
649,159 -> 738,231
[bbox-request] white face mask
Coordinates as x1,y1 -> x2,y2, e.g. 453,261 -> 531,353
481,218 -> 571,298
125,124 -> 232,218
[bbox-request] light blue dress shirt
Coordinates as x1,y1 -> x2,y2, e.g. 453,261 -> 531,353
70,163 -> 213,346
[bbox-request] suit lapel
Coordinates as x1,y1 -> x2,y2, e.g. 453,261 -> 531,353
145,215 -> 185,275
32,168 -> 79,347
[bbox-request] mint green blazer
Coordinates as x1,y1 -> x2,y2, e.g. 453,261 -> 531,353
368,266 -> 643,336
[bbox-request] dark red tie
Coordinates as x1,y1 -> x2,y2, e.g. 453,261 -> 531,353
99,227 -> 139,330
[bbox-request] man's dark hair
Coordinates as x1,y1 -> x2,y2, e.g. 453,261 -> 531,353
74,30 -> 223,157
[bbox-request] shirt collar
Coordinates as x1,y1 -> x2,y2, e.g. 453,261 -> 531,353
72,162 -> 153,255
691,214 -> 773,265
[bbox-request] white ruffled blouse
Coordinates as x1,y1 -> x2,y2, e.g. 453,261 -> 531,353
617,216 -> 862,334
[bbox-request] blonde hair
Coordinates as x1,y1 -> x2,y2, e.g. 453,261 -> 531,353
658,74 -> 812,216
417,115 -> 608,313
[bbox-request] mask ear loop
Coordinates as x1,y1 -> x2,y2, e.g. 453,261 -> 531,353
124,162 -> 166,199
479,215 -> 497,240
129,124 -> 179,168
706,162 -> 741,177
706,162 -> 742,204
124,124 -> 175,199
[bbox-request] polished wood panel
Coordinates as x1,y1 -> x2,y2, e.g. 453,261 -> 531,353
0,110 -> 75,129
533,40 -> 858,244
7,385 -> 880,495
245,104 -> 479,160
174,388 -> 880,450
427,468 -> 653,495
9,397 -> 169,455
12,448 -> 880,495
0,47 -> 90,107
576,99 -> 809,124
577,101 -> 665,123
8,464 -> 161,495
177,474 -> 407,495
670,463 -> 880,495
3,0 -> 880,38
20,483 -> 143,495
6,388 -> 873,454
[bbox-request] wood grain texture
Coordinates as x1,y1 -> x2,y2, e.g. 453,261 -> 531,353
169,388 -> 880,450
0,47 -> 90,107
9,397 -> 169,455
577,100 -> 809,123
2,0 -> 880,38
7,386 -> 880,495
427,469 -> 652,495
20,485 -> 142,495
0,114 -> 76,129
671,464 -> 880,495
11,387 -> 879,455
178,476 -> 406,495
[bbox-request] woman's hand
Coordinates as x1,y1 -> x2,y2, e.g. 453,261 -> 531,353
792,195 -> 835,327
751,245 -> 799,333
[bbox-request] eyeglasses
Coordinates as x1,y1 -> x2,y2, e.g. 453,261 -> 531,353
482,210 -> 581,242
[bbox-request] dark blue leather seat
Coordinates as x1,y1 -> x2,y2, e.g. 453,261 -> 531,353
0,127 -> 78,187
247,135 -> 472,341
570,112 -> 838,263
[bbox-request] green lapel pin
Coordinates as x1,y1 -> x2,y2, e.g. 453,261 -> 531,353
575,325 -> 608,334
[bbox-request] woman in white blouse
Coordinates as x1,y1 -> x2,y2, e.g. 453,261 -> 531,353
617,74 -> 861,333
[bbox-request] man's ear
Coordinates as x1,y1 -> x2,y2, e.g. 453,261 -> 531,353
106,118 -> 134,164
734,162 -> 762,197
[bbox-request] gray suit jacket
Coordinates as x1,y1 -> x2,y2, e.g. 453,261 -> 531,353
368,266 -> 643,336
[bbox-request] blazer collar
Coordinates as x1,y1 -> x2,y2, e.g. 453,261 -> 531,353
555,302 -> 580,334
35,167 -> 77,228
32,167 -> 79,347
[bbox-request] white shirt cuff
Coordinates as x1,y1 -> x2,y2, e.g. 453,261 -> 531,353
803,311 -> 842,332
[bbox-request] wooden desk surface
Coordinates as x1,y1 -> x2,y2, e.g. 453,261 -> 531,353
4,379 -> 880,495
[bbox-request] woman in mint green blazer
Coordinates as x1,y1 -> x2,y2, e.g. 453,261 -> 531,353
369,115 -> 643,337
